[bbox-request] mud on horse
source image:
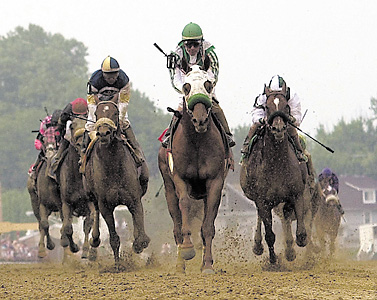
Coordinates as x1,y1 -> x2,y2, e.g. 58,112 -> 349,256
83,100 -> 150,267
240,82 -> 308,264
158,66 -> 231,274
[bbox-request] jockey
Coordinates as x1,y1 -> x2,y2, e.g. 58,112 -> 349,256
29,114 -> 55,179
81,56 -> 145,166
241,75 -> 307,162
318,167 -> 344,214
48,98 -> 88,179
162,22 -> 235,148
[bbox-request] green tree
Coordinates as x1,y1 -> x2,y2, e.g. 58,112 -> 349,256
0,24 -> 88,188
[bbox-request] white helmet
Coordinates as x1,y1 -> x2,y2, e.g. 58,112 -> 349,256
269,75 -> 286,91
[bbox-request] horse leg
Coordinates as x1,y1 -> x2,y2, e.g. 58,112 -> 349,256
260,209 -> 277,264
39,205 -> 55,254
164,184 -> 186,273
294,196 -> 308,247
82,213 -> 94,259
127,199 -> 150,254
280,214 -> 296,262
89,200 -> 101,248
99,203 -> 120,266
253,214 -> 264,255
60,202 -> 79,253
178,194 -> 196,261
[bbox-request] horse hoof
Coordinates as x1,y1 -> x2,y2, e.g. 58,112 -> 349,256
180,247 -> 196,261
46,241 -> 55,250
269,253 -> 277,264
90,238 -> 101,248
202,267 -> 215,275
38,250 -> 47,258
60,237 -> 69,248
253,243 -> 264,256
296,233 -> 307,247
132,236 -> 150,254
285,249 -> 296,262
88,248 -> 97,261
70,243 -> 80,253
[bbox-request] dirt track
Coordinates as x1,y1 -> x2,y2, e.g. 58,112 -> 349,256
1,250 -> 376,300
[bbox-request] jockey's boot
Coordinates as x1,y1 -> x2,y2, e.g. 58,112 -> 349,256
30,153 -> 43,180
288,126 -> 308,163
161,115 -> 179,148
48,138 -> 70,180
122,126 -> 145,167
212,102 -> 235,147
337,203 -> 345,215
241,122 -> 261,155
78,130 -> 90,173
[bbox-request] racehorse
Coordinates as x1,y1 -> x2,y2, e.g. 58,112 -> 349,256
313,184 -> 342,257
27,126 -> 62,258
158,66 -> 230,274
240,82 -> 307,264
57,116 -> 96,259
83,100 -> 150,267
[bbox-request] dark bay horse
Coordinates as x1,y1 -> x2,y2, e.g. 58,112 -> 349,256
28,126 -> 62,258
84,100 -> 150,266
58,117 -> 96,259
240,83 -> 307,264
158,67 -> 230,274
313,184 -> 342,257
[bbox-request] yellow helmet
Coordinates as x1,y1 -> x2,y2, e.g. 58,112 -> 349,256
101,56 -> 120,73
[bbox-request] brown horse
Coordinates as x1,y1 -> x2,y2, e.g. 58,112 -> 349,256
313,184 -> 342,257
84,100 -> 150,266
240,83 -> 307,264
158,67 -> 230,274
28,126 -> 62,258
57,116 -> 96,259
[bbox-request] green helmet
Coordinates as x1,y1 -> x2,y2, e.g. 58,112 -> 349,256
182,22 -> 203,41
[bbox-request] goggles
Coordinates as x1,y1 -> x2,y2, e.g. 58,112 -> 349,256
184,40 -> 201,48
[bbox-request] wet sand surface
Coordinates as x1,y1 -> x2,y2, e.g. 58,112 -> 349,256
1,251 -> 376,300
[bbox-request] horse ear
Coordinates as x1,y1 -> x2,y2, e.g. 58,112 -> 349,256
264,84 -> 271,96
204,80 -> 213,94
182,83 -> 191,96
281,81 -> 287,95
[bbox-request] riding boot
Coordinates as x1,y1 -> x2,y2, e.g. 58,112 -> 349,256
122,125 -> 145,167
30,152 -> 44,180
212,102 -> 235,147
337,203 -> 345,215
288,126 -> 308,162
241,122 -> 261,155
162,115 -> 179,148
79,130 -> 90,168
49,138 -> 70,180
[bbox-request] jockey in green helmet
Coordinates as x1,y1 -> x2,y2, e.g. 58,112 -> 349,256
162,22 -> 235,148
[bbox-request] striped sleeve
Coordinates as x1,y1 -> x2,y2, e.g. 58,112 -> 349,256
206,46 -> 219,86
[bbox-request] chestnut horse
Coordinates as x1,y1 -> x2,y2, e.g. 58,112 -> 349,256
240,83 -> 307,264
313,184 -> 342,257
57,116 -> 96,259
27,126 -> 62,258
84,100 -> 150,267
158,67 -> 230,274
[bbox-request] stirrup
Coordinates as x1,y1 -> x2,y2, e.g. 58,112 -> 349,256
161,136 -> 170,148
297,152 -> 308,163
226,134 -> 236,147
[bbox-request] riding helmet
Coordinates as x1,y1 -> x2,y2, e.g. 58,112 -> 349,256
321,168 -> 333,177
269,75 -> 286,91
182,22 -> 203,41
101,56 -> 120,73
71,98 -> 88,115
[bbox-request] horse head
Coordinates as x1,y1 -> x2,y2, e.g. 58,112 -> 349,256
265,83 -> 290,141
323,185 -> 340,207
182,65 -> 213,133
94,101 -> 119,144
